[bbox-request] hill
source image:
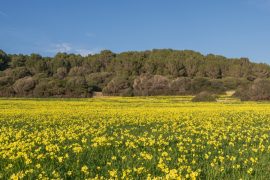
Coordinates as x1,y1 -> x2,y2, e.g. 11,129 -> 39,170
1,49 -> 270,98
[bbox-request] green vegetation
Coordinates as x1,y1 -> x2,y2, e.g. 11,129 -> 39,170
1,49 -> 270,98
191,91 -> 217,102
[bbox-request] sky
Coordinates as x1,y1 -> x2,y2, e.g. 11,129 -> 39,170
1,0 -> 270,63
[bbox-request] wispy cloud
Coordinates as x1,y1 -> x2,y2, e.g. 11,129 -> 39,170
75,48 -> 100,56
48,42 -> 101,56
0,10 -> 8,17
53,43 -> 72,52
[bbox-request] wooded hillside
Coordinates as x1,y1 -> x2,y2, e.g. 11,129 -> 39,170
1,49 -> 269,97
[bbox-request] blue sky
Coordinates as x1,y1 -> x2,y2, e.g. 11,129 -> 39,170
1,0 -> 270,63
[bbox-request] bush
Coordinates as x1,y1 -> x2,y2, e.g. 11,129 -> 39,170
13,76 -> 35,96
0,76 -> 12,86
66,76 -> 91,97
234,79 -> 270,101
169,77 -> 191,95
208,79 -> 226,94
10,67 -> 31,80
233,84 -> 250,101
249,79 -> 270,100
222,77 -> 247,90
102,76 -> 133,96
192,91 -> 217,102
0,86 -> 15,96
86,72 -> 113,91
33,80 -> 52,97
190,77 -> 211,94
133,74 -> 170,96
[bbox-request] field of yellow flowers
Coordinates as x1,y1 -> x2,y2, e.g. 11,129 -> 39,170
0,96 -> 270,179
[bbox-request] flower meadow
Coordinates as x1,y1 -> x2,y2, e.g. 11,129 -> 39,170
0,97 -> 270,179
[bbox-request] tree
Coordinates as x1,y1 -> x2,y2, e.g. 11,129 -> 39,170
1,49 -> 270,98
166,59 -> 186,77
0,50 -> 9,71
33,78 -> 66,97
55,67 -> 68,79
10,67 -> 31,80
25,54 -> 47,74
65,76 -> 91,97
9,54 -> 26,68
68,66 -> 88,76
86,72 -> 113,91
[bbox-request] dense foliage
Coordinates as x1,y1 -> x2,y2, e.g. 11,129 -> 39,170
1,97 -> 270,179
1,49 -> 270,97
234,78 -> 270,101
191,91 -> 217,102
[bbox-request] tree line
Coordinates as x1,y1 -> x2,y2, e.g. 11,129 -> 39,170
1,49 -> 270,99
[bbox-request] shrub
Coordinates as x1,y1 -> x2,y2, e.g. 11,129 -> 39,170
0,76 -> 12,86
133,74 -> 170,96
192,91 -> 217,102
86,72 -> 113,91
10,67 -> 31,80
190,77 -> 211,94
169,77 -> 191,95
102,76 -> 132,96
13,76 -> 35,96
233,84 -> 250,101
66,76 -> 91,97
208,79 -> 226,94
234,79 -> 270,101
249,79 -> 270,100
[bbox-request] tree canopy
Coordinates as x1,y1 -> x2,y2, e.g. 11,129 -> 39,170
0,49 -> 269,97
